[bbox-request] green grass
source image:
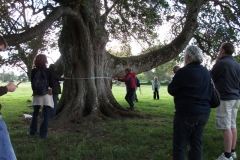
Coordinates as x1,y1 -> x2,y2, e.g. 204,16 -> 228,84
0,82 -> 240,160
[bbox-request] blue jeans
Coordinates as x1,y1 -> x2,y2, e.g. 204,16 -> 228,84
29,105 -> 51,138
0,116 -> 17,160
173,113 -> 209,160
125,88 -> 135,109
50,94 -> 58,118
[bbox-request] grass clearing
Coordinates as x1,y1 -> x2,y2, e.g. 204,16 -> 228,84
0,82 -> 239,160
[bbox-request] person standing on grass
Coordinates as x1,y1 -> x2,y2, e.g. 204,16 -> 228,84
152,77 -> 160,100
211,42 -> 240,160
49,64 -> 65,118
114,68 -> 136,110
29,54 -> 54,139
0,35 -> 18,160
168,45 -> 211,160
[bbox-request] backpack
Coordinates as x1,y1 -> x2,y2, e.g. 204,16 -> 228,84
33,69 -> 49,95
136,77 -> 140,87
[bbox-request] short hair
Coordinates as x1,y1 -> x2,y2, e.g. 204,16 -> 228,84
173,66 -> 180,73
33,54 -> 48,69
221,42 -> 234,55
125,68 -> 131,73
0,35 -> 8,49
173,65 -> 180,70
185,45 -> 203,63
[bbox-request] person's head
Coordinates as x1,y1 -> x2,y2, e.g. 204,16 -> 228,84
49,64 -> 57,72
154,77 -> 158,81
173,66 -> 180,74
33,54 -> 48,69
125,68 -> 131,73
0,35 -> 8,51
220,42 -> 234,55
184,45 -> 203,65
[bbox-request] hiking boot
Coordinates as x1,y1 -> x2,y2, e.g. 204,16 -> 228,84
231,152 -> 237,159
216,153 -> 233,160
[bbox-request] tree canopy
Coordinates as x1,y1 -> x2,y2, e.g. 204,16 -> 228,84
0,0 -> 239,120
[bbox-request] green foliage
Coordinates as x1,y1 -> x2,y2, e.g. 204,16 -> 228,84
107,0 -> 170,48
0,71 -> 17,82
165,0 -> 240,63
108,43 -> 133,57
234,55 -> 240,63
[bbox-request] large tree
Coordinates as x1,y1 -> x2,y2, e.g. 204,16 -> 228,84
0,0 -> 239,121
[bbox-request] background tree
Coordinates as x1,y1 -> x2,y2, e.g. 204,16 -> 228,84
0,0 -> 239,123
0,71 -> 18,82
169,0 -> 240,60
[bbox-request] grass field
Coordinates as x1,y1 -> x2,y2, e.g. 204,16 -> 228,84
0,82 -> 239,160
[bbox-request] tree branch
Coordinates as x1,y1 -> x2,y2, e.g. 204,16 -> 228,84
4,6 -> 77,46
101,0 -> 121,25
111,0 -> 206,75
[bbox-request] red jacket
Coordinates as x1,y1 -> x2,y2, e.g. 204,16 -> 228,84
118,72 -> 136,89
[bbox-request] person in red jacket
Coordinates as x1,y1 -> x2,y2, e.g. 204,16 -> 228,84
115,68 -> 136,110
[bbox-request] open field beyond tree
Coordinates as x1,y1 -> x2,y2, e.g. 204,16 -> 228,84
1,82 -> 239,160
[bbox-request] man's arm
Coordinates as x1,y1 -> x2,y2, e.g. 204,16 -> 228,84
0,82 -> 18,96
0,86 -> 8,96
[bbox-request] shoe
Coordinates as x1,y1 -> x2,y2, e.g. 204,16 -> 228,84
126,107 -> 134,110
231,152 -> 237,159
27,132 -> 35,136
216,153 -> 233,160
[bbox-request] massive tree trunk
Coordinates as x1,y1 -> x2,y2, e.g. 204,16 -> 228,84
55,0 -> 205,121
56,1 -> 131,121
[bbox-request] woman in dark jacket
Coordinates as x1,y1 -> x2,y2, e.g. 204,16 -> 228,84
49,64 -> 65,118
29,54 -> 54,139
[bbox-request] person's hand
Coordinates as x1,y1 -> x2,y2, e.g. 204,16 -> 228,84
6,82 -> 18,92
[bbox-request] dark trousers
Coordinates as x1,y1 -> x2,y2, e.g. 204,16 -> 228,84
153,88 -> 159,99
132,88 -> 138,101
125,88 -> 135,109
50,94 -> 58,118
30,105 -> 51,138
173,113 -> 209,160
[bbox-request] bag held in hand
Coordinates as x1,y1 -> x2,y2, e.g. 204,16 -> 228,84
210,79 -> 220,108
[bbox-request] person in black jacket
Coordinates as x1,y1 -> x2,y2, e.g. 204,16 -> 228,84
29,54 -> 54,139
49,64 -> 65,118
168,45 -> 211,160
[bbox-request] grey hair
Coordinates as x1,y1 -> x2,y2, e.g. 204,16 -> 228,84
185,45 -> 203,63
